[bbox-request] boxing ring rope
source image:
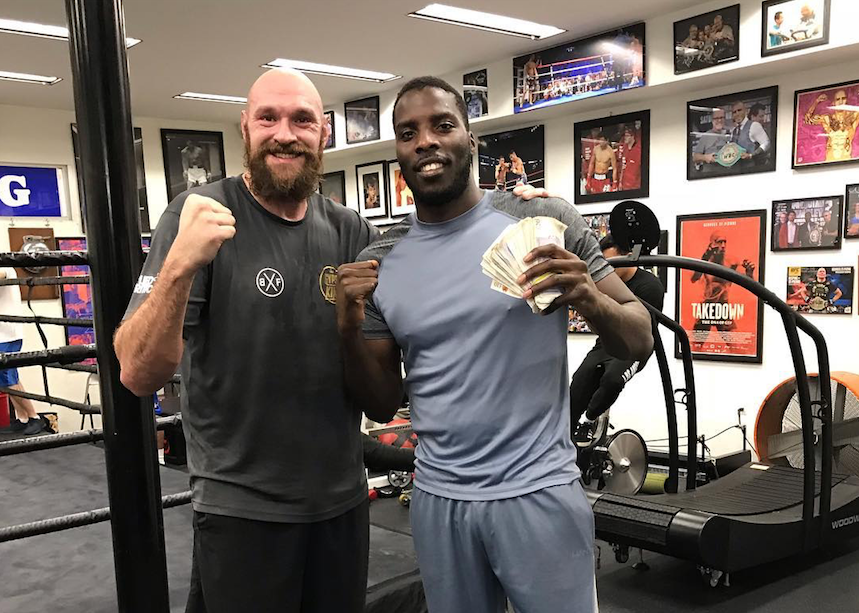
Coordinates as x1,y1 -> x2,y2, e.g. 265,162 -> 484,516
0,385 -> 99,415
0,314 -> 93,327
0,251 -> 89,267
0,276 -> 90,287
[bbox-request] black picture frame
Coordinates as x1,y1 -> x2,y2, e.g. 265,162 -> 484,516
687,86 -> 778,181
846,184 -> 859,239
792,79 -> 859,169
318,170 -> 346,205
160,129 -> 226,202
355,161 -> 388,220
771,195 -> 843,251
573,110 -> 650,205
786,265 -> 854,314
463,69 -> 489,119
324,110 -> 335,150
478,125 -> 545,192
345,96 -> 380,144
761,0 -> 830,57
675,209 -> 767,364
673,4 -> 740,75
386,160 -> 416,218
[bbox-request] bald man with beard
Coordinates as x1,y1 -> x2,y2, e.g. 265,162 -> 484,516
114,69 -> 380,613
804,89 -> 859,162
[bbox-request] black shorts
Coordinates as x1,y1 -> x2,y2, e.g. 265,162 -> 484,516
185,499 -> 369,613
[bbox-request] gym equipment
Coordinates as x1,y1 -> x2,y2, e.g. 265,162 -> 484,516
586,200 -> 859,582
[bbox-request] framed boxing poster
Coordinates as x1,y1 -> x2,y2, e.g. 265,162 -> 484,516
386,161 -> 415,218
463,69 -> 488,119
792,79 -> 859,169
512,22 -> 645,114
345,96 -> 380,144
771,195 -> 842,251
687,86 -> 778,180
477,125 -> 545,192
160,129 -> 226,202
323,110 -> 335,150
355,161 -> 387,221
318,171 -> 345,205
846,184 -> 859,239
573,110 -> 650,204
673,4 -> 740,75
761,0 -> 830,58
786,265 -> 853,315
675,210 -> 766,364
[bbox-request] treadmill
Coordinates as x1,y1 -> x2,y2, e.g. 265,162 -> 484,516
589,202 -> 859,581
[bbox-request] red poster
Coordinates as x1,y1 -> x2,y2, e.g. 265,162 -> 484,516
676,210 -> 766,363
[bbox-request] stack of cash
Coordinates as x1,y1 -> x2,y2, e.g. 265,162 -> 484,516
481,216 -> 568,313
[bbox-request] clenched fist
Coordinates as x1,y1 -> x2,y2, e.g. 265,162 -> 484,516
168,194 -> 236,278
336,261 -> 379,334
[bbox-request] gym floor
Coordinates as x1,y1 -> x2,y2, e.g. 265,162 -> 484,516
1,439 -> 858,613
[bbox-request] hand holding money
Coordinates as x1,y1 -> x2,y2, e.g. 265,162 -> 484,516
518,244 -> 599,315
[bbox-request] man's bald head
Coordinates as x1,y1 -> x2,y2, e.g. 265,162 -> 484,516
246,68 -> 324,116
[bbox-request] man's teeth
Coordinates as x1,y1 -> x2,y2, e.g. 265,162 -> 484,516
420,163 -> 442,171
272,152 -> 300,159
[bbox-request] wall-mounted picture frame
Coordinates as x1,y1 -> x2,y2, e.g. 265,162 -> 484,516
345,96 -> 380,144
792,80 -> 859,169
771,195 -> 842,251
356,161 -> 387,220
318,170 -> 346,205
687,86 -> 778,180
160,129 -> 226,202
8,227 -> 59,300
387,160 -> 415,218
478,125 -> 545,192
573,110 -> 650,204
324,110 -> 335,150
464,69 -> 489,119
675,210 -> 766,364
846,184 -> 859,239
512,22 -> 645,114
786,265 -> 853,314
761,0 -> 830,57
673,4 -> 740,75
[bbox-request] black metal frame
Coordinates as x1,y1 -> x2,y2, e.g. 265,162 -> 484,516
610,254 -> 833,550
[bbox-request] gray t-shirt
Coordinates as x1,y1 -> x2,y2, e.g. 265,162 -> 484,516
358,191 -> 611,500
124,176 -> 379,522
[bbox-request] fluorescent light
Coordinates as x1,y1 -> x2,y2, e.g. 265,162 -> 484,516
174,92 -> 247,105
830,105 -> 859,112
407,4 -> 565,40
262,58 -> 400,83
0,70 -> 61,85
0,18 -> 140,48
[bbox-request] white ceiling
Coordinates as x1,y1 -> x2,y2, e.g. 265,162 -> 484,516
0,0 -> 703,124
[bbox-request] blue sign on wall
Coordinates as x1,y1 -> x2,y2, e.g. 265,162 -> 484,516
0,165 -> 63,217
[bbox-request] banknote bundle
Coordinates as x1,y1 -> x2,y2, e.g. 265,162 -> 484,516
481,216 -> 568,313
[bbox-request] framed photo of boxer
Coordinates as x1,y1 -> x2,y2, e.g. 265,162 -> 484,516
792,80 -> 859,169
687,86 -> 778,180
160,129 -> 226,202
673,4 -> 740,75
318,171 -> 346,205
345,96 -> 380,144
786,265 -> 853,315
675,210 -> 766,364
323,111 -> 335,150
771,195 -> 842,251
477,125 -> 545,192
846,184 -> 859,239
356,161 -> 387,220
573,110 -> 650,205
761,0 -> 830,57
463,69 -> 489,120
387,161 -> 415,218
512,22 -> 645,114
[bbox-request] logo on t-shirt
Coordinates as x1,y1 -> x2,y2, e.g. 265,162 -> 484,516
319,266 -> 337,304
256,267 -> 284,297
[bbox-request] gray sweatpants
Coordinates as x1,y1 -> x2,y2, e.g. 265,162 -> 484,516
410,480 -> 598,613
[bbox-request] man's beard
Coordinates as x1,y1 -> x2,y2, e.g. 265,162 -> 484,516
406,151 -> 473,208
244,139 -> 323,202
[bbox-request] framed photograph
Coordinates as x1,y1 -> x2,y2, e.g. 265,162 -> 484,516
356,161 -> 387,219
787,266 -> 853,314
846,184 -> 859,239
761,0 -> 830,57
512,22 -> 645,114
687,86 -> 778,180
160,129 -> 226,202
464,69 -> 489,119
387,161 -> 415,218
8,227 -> 59,300
792,80 -> 859,169
71,124 -> 150,233
318,171 -> 346,205
324,111 -> 335,150
673,5 -> 740,75
771,195 -> 842,251
345,96 -> 380,144
574,110 -> 650,204
675,210 -> 766,363
478,125 -> 545,192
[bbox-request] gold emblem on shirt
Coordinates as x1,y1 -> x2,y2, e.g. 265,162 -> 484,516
319,266 -> 337,304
